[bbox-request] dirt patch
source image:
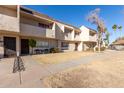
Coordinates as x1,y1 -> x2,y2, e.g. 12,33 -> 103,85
43,54 -> 124,88
32,51 -> 94,64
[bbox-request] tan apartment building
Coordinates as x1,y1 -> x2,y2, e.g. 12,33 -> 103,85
0,5 -> 97,58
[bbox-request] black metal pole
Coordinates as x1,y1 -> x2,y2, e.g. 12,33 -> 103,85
18,57 -> 22,85
19,71 -> 22,85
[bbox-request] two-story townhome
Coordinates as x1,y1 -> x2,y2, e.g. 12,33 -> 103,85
0,5 -> 97,58
80,26 -> 97,51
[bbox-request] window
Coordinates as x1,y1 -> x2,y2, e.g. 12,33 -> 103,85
64,29 -> 72,37
89,31 -> 95,36
20,7 -> 33,14
38,23 -> 50,29
37,41 -> 49,48
64,29 -> 71,34
61,42 -> 69,47
74,32 -> 80,38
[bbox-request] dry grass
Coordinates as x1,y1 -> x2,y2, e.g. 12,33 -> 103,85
32,51 -> 94,64
43,52 -> 124,88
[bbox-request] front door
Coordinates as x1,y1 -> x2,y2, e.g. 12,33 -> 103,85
75,43 -> 78,51
4,37 -> 16,57
21,39 -> 29,55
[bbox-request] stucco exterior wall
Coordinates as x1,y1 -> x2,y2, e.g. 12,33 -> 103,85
80,25 -> 90,41
55,22 -> 75,41
114,45 -> 124,50
0,6 -> 17,17
68,43 -> 75,51
59,40 -> 79,52
80,25 -> 97,42
20,23 -> 55,38
0,6 -> 19,32
55,22 -> 65,40
20,17 -> 39,27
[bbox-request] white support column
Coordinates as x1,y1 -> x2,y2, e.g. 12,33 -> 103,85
52,22 -> 56,30
77,42 -> 83,51
16,5 -> 20,56
58,40 -> 61,51
17,5 -> 20,33
16,36 -> 20,56
62,26 -> 65,32
71,29 -> 74,40
0,35 -> 4,58
17,5 -> 20,19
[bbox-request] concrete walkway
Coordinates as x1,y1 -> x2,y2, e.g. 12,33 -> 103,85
0,50 -> 121,87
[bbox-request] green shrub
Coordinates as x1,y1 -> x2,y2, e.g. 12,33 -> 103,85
28,39 -> 36,54
50,48 -> 60,53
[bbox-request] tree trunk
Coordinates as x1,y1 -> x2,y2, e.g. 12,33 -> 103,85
31,47 -> 33,55
32,47 -> 33,55
98,32 -> 102,53
121,31 -> 122,38
98,41 -> 101,52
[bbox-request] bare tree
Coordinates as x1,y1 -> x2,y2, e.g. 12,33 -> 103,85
87,8 -> 106,52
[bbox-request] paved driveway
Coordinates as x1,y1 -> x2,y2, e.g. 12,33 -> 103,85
0,50 -> 123,88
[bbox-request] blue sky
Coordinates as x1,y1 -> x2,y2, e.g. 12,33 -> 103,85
25,5 -> 124,43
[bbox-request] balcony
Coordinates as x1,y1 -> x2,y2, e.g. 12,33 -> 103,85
64,33 -> 73,40
20,23 -> 55,38
89,35 -> 97,42
0,14 -> 19,32
74,35 -> 80,41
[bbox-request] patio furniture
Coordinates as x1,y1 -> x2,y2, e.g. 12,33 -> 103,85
44,49 -> 49,53
35,49 -> 41,54
35,48 -> 50,54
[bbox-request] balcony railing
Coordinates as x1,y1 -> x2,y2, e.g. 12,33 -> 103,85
74,35 -> 80,41
0,14 -> 19,32
20,23 -> 55,38
89,35 -> 97,42
64,33 -> 72,40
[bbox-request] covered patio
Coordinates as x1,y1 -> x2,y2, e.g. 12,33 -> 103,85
83,41 -> 97,51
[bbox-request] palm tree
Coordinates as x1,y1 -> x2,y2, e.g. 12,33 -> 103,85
118,26 -> 122,37
118,26 -> 122,31
112,25 -> 123,38
112,24 -> 118,42
112,24 -> 117,32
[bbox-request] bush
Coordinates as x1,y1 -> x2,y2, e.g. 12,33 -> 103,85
86,48 -> 94,52
50,48 -> 60,53
28,39 -> 36,55
95,47 -> 106,51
